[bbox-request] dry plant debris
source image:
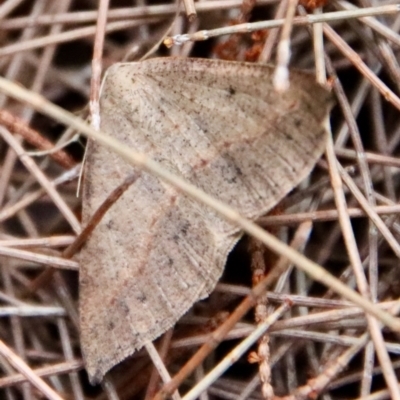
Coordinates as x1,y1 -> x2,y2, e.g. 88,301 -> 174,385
0,1 -> 400,400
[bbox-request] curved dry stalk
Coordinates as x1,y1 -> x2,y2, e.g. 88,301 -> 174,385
0,74 -> 397,334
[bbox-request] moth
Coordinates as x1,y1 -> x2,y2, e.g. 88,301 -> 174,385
80,57 -> 333,383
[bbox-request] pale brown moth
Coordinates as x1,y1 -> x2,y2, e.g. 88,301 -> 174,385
80,57 -> 333,383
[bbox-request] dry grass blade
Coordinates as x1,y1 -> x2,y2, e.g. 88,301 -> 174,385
0,1 -> 399,400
